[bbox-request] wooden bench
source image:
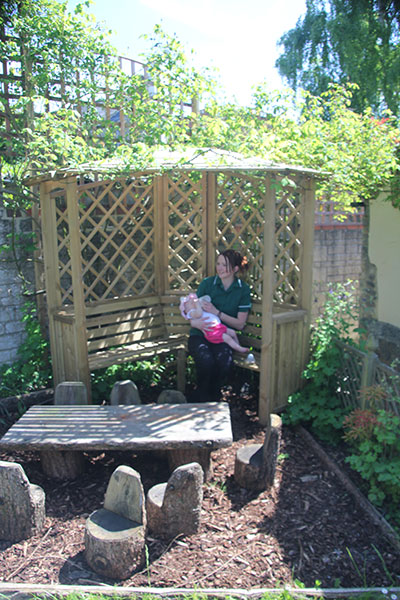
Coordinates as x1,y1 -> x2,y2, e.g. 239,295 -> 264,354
52,293 -> 307,411
52,294 -> 190,395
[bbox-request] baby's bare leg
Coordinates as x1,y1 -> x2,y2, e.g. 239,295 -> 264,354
223,330 -> 249,353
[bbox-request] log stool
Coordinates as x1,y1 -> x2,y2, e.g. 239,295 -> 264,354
156,389 -> 186,404
0,460 -> 45,542
234,414 -> 282,491
85,465 -> 146,580
110,380 -> 141,405
146,462 -> 203,540
40,381 -> 88,479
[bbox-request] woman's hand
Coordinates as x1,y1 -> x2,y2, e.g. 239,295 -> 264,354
201,300 -> 218,315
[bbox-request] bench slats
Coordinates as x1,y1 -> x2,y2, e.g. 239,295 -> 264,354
87,313 -> 164,340
88,323 -> 167,353
53,292 -> 304,382
88,335 -> 187,370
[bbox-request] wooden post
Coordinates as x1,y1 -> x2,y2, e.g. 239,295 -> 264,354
154,174 -> 168,294
39,181 -> 64,386
65,177 -> 91,399
299,176 -> 316,372
205,172 -> 216,277
31,194 -> 47,337
258,176 -> 276,425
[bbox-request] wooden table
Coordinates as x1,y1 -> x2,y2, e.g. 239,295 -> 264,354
0,402 -> 233,479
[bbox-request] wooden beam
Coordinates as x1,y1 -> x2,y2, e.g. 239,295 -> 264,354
39,181 -> 64,387
65,177 -> 91,398
258,176 -> 276,425
299,176 -> 316,372
205,171 -> 216,277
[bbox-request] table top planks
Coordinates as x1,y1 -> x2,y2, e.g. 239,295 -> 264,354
0,402 -> 233,452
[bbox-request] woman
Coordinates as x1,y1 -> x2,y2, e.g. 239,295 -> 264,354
188,249 -> 251,402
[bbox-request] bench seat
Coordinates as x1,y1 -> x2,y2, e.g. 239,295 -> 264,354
52,292 -> 306,410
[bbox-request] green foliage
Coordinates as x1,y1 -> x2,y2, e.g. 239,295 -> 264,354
2,1 -> 400,218
344,400 -> 400,512
90,359 -> 166,404
283,282 -> 359,442
0,301 -> 52,397
276,0 -> 400,115
251,83 -> 400,211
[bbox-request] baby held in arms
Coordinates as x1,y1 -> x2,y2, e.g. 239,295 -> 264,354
180,293 -> 249,353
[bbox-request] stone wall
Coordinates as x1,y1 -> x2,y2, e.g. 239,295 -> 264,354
0,202 -> 35,366
311,226 -> 363,322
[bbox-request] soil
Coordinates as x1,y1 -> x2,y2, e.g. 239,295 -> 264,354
0,383 -> 399,590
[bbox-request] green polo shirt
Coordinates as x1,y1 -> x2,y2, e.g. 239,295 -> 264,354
190,275 -> 252,337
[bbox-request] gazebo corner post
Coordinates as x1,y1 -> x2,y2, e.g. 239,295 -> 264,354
299,176 -> 317,373
39,181 -> 65,388
205,171 -> 216,277
154,173 -> 168,295
65,176 -> 91,401
258,176 -> 276,426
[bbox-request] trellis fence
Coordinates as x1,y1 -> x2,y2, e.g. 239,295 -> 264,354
0,25 -> 197,157
336,340 -> 400,415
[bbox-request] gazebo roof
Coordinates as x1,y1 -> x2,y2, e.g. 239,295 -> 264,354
25,146 -> 324,185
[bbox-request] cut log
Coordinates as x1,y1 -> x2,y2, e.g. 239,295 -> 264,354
168,447 -> 211,480
234,414 -> 282,491
40,450 -> 85,479
84,508 -> 145,580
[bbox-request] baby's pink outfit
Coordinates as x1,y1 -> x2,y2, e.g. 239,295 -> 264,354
187,308 -> 227,344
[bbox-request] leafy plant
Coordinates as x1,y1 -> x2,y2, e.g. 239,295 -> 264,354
283,281 -> 360,442
0,301 -> 52,398
343,398 -> 400,511
90,358 -> 166,404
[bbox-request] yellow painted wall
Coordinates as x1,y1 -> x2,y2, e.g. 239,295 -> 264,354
369,195 -> 400,328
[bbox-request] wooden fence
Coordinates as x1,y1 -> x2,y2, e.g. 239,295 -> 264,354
336,340 -> 400,415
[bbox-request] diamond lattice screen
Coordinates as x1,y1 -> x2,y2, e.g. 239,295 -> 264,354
166,172 -> 204,290
78,176 -> 156,302
53,189 -> 73,305
215,173 -> 266,300
273,177 -> 304,306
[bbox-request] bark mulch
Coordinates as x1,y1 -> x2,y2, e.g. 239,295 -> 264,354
0,385 -> 399,590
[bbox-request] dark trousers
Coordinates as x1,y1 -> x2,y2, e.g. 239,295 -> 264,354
188,335 -> 233,402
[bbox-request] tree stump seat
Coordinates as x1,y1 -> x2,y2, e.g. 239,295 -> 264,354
85,465 -> 146,580
234,414 -> 282,491
0,461 -> 46,542
39,381 -> 88,480
146,462 -> 204,540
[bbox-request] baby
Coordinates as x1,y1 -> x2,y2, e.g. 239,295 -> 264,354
180,293 -> 249,354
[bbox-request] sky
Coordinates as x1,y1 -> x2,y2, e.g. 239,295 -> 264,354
66,0 -> 307,106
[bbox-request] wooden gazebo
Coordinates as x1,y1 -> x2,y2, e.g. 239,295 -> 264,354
28,148 -> 320,424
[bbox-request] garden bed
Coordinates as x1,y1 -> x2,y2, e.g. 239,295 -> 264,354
0,385 -> 399,589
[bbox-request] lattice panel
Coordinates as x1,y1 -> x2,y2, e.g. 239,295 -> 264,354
273,177 -> 304,306
215,173 -> 266,299
166,172 -> 204,290
78,176 -> 156,302
53,189 -> 73,305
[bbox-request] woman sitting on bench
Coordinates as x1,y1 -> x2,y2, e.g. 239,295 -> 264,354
187,249 -> 252,402
180,292 -> 249,353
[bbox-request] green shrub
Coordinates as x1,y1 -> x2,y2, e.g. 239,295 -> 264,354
344,402 -> 400,512
283,282 -> 360,443
90,359 -> 167,404
0,301 -> 52,398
